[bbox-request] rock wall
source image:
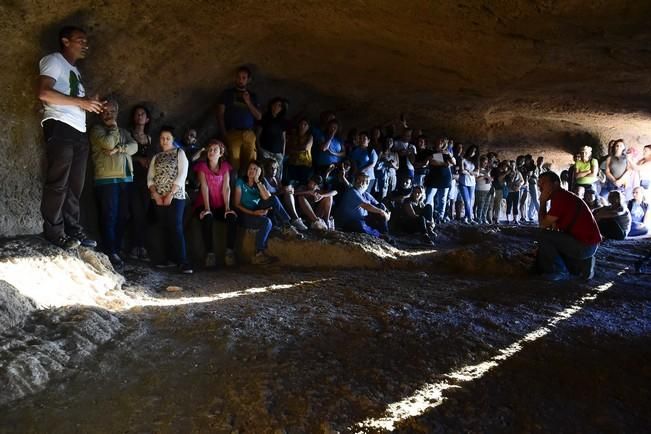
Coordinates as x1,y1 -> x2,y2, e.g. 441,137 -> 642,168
2,1 -> 651,236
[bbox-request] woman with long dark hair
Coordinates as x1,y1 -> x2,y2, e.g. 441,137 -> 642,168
258,97 -> 287,180
147,126 -> 192,273
128,104 -> 153,260
459,144 -> 479,223
286,117 -> 313,186
233,160 -> 302,265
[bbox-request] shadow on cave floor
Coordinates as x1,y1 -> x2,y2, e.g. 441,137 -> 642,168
1,228 -> 650,433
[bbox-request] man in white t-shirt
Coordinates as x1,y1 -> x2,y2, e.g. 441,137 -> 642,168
37,26 -> 105,249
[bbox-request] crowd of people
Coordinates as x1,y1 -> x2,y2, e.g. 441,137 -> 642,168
37,26 -> 650,278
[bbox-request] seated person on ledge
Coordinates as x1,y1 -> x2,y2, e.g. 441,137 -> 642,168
193,139 -> 237,268
536,171 -> 601,280
383,175 -> 413,212
397,185 -> 437,245
262,158 -> 308,232
334,173 -> 391,238
583,189 -> 604,211
627,186 -> 649,237
593,190 -> 631,241
295,175 -> 337,231
233,161 -> 302,265
327,160 -> 352,199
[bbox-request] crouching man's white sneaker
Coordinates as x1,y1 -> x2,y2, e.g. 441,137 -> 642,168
310,218 -> 328,231
281,224 -> 304,239
291,218 -> 309,232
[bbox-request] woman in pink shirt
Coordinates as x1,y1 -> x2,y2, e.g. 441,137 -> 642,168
193,139 -> 237,267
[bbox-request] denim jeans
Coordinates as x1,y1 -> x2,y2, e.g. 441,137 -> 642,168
239,196 -> 290,252
536,230 -> 599,275
459,185 -> 475,220
262,196 -> 291,227
376,168 -> 397,201
239,212 -> 273,252
342,213 -> 388,238
528,183 -> 540,220
41,120 -> 88,240
413,168 -> 427,187
629,221 -> 648,237
156,198 -> 187,264
425,187 -> 450,219
96,183 -> 131,255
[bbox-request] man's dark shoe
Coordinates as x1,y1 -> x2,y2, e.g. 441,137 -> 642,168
540,272 -> 569,282
179,263 -> 194,274
578,268 -> 595,281
70,232 -> 97,248
108,253 -> 124,270
577,256 -> 596,281
50,235 -> 81,250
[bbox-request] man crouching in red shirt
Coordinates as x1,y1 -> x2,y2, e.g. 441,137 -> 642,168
537,171 -> 602,280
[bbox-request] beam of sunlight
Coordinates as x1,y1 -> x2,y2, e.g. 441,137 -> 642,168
398,249 -> 437,257
0,255 -> 124,309
121,279 -> 331,310
354,271 -> 626,432
0,252 -> 329,312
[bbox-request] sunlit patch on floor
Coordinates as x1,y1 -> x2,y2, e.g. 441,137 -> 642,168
120,279 -> 331,310
397,249 -> 437,257
0,254 -> 123,309
354,271 -> 625,432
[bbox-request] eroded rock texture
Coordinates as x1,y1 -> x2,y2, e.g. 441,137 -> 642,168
2,1 -> 651,235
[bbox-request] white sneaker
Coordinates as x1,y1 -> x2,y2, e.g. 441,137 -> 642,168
205,252 -> 217,267
291,218 -> 309,232
311,218 -> 328,231
328,217 -> 336,231
281,224 -> 304,239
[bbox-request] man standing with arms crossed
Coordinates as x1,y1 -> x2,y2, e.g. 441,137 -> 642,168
217,66 -> 262,174
37,26 -> 104,249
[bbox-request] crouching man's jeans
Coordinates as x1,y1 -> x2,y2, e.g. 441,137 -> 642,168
536,230 -> 599,276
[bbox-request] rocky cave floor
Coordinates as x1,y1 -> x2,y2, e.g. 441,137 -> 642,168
1,225 -> 650,433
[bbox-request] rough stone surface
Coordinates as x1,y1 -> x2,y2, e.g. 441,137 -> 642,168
0,227 -> 649,432
2,1 -> 651,236
0,280 -> 37,331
